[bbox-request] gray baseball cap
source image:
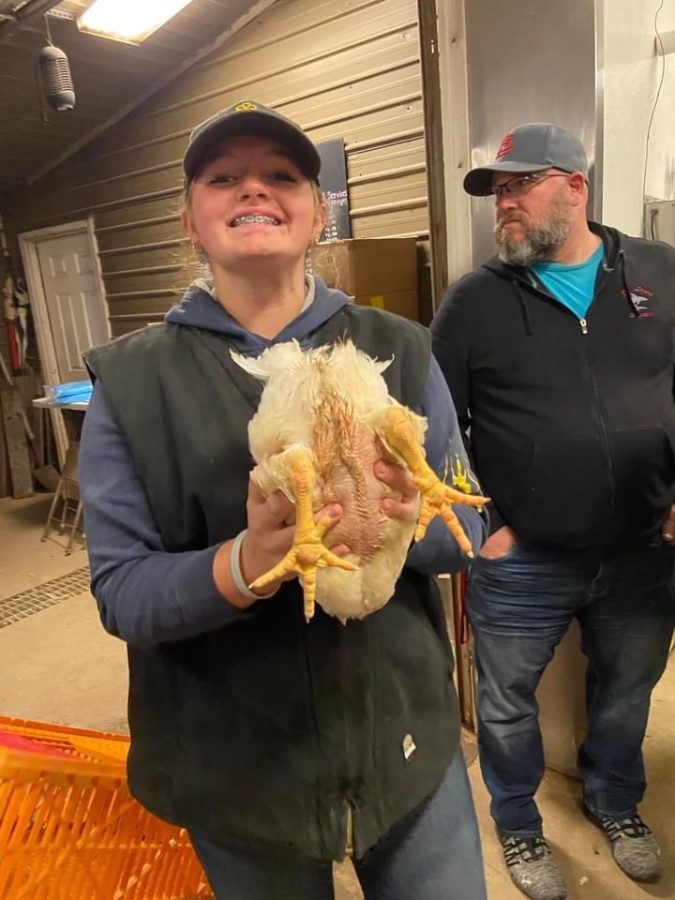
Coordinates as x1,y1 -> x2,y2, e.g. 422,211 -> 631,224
463,123 -> 589,196
183,100 -> 321,184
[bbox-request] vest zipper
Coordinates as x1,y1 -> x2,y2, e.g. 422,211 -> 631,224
579,318 -> 588,334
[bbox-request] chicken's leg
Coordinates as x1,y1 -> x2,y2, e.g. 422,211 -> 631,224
249,449 -> 356,621
375,406 -> 488,557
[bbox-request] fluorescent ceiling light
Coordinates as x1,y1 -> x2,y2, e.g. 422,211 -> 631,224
77,0 -> 194,44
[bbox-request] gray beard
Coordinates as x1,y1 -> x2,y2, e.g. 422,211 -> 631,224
495,208 -> 572,266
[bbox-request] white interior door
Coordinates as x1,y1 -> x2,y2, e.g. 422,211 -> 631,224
34,230 -> 109,383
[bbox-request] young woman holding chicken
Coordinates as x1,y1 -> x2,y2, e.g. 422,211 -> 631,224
79,100 -> 488,900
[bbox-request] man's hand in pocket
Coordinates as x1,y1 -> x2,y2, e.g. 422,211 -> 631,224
479,525 -> 517,560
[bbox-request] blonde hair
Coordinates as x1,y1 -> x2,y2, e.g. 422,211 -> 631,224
311,181 -> 327,217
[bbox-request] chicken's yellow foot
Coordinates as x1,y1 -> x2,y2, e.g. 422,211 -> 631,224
377,406 -> 488,557
249,450 -> 356,621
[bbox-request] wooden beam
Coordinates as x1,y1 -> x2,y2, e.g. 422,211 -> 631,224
0,384 -> 33,498
0,0 -> 62,46
417,0 -> 449,311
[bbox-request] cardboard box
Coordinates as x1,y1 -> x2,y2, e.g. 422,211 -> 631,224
311,238 -> 419,321
352,290 -> 418,321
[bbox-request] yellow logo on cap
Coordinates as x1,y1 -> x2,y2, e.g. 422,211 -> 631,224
234,102 -> 257,112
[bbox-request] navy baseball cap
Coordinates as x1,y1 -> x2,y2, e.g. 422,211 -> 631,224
463,123 -> 589,196
183,100 -> 321,184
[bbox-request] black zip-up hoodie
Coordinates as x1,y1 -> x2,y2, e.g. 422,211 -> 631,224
431,222 -> 675,550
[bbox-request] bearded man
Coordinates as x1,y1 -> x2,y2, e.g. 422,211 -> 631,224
431,123 -> 675,900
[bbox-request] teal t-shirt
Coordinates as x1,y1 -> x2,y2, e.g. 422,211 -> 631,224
530,241 -> 604,319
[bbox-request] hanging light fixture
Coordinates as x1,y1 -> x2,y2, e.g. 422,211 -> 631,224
37,13 -> 75,114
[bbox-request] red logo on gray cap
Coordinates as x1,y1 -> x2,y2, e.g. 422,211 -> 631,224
496,131 -> 514,159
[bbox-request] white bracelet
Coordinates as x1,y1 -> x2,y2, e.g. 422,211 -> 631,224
230,529 -> 277,600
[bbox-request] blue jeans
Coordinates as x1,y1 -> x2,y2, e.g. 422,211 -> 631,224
189,749 -> 487,899
466,539 -> 675,836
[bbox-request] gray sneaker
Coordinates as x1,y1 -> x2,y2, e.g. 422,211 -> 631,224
585,808 -> 663,882
499,834 -> 567,900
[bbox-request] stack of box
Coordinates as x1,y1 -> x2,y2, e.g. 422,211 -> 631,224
311,238 -> 419,321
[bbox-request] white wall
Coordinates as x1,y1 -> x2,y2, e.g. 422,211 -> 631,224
602,0 -> 675,236
463,0 -> 597,264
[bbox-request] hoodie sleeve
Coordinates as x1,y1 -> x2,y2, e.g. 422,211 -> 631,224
431,278 -> 507,535
79,384 -> 249,648
430,280 -> 471,435
405,356 -> 487,573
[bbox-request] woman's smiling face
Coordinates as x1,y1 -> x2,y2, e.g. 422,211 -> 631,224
183,134 -> 324,274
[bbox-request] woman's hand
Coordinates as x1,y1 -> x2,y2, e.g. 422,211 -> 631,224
241,480 -> 302,588
213,478 -> 344,608
374,460 -> 420,522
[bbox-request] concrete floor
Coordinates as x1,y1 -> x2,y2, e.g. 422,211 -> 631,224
1,493 -> 673,900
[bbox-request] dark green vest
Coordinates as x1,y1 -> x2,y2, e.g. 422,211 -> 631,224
85,304 -> 460,861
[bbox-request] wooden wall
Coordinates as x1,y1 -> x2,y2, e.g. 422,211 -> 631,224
2,0 -> 429,338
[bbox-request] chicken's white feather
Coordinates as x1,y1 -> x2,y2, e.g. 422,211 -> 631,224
232,339 -> 429,621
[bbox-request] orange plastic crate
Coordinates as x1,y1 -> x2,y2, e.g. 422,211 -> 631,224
0,716 -> 212,899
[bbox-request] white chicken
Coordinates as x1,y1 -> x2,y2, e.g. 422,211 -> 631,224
232,340 -> 487,623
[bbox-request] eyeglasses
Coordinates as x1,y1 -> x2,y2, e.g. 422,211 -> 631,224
490,172 -> 569,199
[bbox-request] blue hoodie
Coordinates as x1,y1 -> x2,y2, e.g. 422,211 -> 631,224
80,277 -> 486,647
